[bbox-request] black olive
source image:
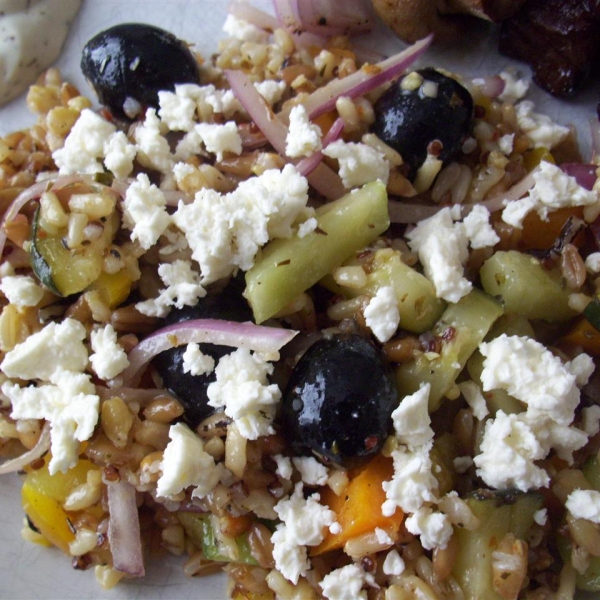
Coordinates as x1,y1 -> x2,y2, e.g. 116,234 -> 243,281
81,23 -> 200,120
280,333 -> 399,468
371,68 -> 474,179
153,276 -> 253,428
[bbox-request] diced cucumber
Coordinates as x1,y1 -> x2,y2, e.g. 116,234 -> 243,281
335,248 -> 446,334
395,289 -> 503,411
178,512 -> 257,565
480,250 -> 576,322
245,181 -> 390,324
452,490 -> 544,600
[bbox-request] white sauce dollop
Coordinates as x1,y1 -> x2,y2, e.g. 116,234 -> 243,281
0,0 -> 82,105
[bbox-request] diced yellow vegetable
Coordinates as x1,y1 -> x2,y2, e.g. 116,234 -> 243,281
87,268 -> 133,308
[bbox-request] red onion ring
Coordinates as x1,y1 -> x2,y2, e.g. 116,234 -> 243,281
120,319 -> 298,387
294,0 -> 373,36
0,422 -> 51,475
296,116 -> 344,176
106,478 -> 145,577
560,163 -> 598,190
228,1 -> 279,30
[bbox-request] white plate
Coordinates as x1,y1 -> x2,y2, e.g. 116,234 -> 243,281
0,1 -> 599,599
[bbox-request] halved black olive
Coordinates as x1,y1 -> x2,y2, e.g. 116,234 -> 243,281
279,333 -> 399,468
81,23 -> 200,119
153,276 -> 253,428
371,68 -> 474,179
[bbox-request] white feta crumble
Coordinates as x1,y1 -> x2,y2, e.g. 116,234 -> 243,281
375,527 -> 394,545
285,104 -> 322,158
274,454 -> 293,480
498,70 -> 530,104
52,108 -> 116,175
382,441 -> 437,516
172,164 -> 311,284
390,383 -> 433,448
292,456 -> 329,486
207,348 -> 281,440
195,121 -> 242,161
458,380 -> 489,420
156,422 -> 222,499
102,130 -> 136,179
323,140 -> 389,188
89,324 -> 130,380
566,353 -> 596,387
3,370 -> 99,474
502,161 -> 599,228
122,173 -> 171,249
0,274 -> 44,307
515,100 -> 570,149
1,318 -> 88,381
566,489 -> 600,523
498,133 -> 514,156
254,79 -> 286,106
134,108 -> 174,175
158,88 -> 197,132
406,207 -> 471,303
405,506 -> 452,550
320,563 -> 369,600
479,334 -> 580,425
181,343 -> 215,376
460,205 -> 500,249
223,13 -> 268,43
136,260 -> 206,318
534,508 -> 548,526
272,483 -> 337,584
364,286 -> 400,343
582,405 -> 600,437
383,549 -> 405,576
585,252 -> 600,274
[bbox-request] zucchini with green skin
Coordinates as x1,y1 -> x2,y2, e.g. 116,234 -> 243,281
334,247 -> 446,334
480,250 -> 576,322
245,181 -> 390,324
30,208 -> 119,297
395,289 -> 503,411
452,489 -> 544,600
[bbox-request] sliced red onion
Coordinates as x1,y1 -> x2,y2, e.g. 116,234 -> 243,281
273,0 -> 301,31
279,34 -> 433,122
0,422 -> 50,475
294,0 -> 373,36
296,116 -> 344,176
121,319 -> 298,387
225,68 -> 345,199
107,478 -> 145,577
561,163 -> 598,190
228,1 -> 279,30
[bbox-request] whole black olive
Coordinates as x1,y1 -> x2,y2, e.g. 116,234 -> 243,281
153,276 -> 253,428
371,68 -> 474,179
81,23 -> 200,120
280,333 -> 399,468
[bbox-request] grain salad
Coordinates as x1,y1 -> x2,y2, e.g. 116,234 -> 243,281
1,2 -> 600,599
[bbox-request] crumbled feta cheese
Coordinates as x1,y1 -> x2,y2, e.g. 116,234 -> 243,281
274,454 -> 293,479
52,108 -> 116,174
382,441 -> 437,516
586,252 -> 600,274
223,13 -> 268,43
272,483 -> 337,584
502,161 -> 599,228
498,70 -> 530,104
194,121 -> 242,161
383,549 -> 405,576
4,370 -> 99,474
156,422 -> 222,498
458,380 -> 489,420
515,100 -> 570,149
158,88 -> 197,132
460,205 -> 499,250
122,173 -> 171,249
363,286 -> 400,343
405,506 -> 452,550
0,274 -> 44,307
566,353 -> 595,387
390,383 -> 433,448
181,343 -> 215,376
172,164 -> 311,284
479,334 -> 580,425
406,207 -> 471,303
89,324 -> 130,380
297,216 -> 317,238
375,527 -> 394,545
320,563 -> 368,600
292,456 -> 329,486
207,348 -> 281,440
534,508 -> 547,526
566,489 -> 600,523
102,130 -> 136,179
498,133 -> 514,156
136,260 -> 206,318
582,405 -> 600,437
286,104 -> 322,158
134,108 -> 174,175
1,318 -> 88,381
323,140 -> 389,188
254,79 -> 286,106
